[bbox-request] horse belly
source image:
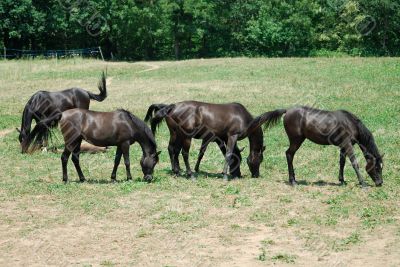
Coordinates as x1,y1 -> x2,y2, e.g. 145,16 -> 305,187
305,133 -> 331,145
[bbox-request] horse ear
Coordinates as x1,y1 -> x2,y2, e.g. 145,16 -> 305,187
16,128 -> 21,133
239,147 -> 246,153
262,146 -> 266,152
156,151 -> 162,156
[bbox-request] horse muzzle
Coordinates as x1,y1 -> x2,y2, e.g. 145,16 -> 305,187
144,175 -> 153,183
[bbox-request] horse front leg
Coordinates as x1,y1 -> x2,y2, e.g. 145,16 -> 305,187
342,143 -> 366,187
111,146 -> 122,182
195,139 -> 210,173
230,143 -> 242,179
338,148 -> 346,185
223,135 -> 238,181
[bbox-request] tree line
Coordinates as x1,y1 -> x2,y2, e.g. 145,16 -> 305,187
0,0 -> 399,60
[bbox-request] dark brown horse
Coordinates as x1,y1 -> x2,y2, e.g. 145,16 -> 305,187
29,109 -> 160,183
145,101 -> 281,180
249,106 -> 383,187
18,72 -> 107,153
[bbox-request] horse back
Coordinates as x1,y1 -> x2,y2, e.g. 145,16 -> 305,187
60,109 -> 132,147
168,101 -> 253,137
284,106 -> 358,146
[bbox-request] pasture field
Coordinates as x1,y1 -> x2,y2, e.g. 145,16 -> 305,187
0,57 -> 399,266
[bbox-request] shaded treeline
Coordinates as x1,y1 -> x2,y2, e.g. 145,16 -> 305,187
1,0 -> 399,60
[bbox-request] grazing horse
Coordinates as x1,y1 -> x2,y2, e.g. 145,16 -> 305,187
249,106 -> 383,187
18,71 -> 107,153
28,109 -> 160,183
144,101 -> 281,180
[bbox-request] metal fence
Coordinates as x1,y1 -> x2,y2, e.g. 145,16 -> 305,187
2,47 -> 104,60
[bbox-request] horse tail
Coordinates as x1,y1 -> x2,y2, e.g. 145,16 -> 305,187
144,104 -> 169,122
150,104 -> 175,135
247,109 -> 286,135
27,112 -> 62,153
87,71 -> 107,102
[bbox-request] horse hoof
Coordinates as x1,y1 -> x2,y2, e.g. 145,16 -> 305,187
111,179 -> 117,183
340,181 -> 346,186
290,180 -> 297,186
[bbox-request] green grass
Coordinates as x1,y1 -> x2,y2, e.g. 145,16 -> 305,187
0,57 -> 399,265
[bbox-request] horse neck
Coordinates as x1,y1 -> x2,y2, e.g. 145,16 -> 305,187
21,104 -> 33,135
133,129 -> 157,157
248,128 -> 264,153
357,124 -> 380,160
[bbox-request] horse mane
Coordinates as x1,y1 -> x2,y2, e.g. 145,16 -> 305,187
341,110 -> 380,159
119,109 -> 157,149
20,93 -> 43,152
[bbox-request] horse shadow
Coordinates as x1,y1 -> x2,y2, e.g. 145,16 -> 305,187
284,179 -> 344,187
71,179 -> 134,185
163,169 -> 231,179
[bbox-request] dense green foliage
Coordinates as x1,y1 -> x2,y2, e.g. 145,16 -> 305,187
0,0 -> 399,59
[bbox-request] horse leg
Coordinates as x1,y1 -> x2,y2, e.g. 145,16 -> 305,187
230,143 -> 242,178
168,133 -> 181,175
121,142 -> 132,181
111,146 -> 122,182
71,139 -> 85,182
182,138 -> 195,179
195,139 -> 210,173
223,135 -> 239,181
338,148 -> 346,185
342,143 -> 366,187
61,149 -> 71,183
286,137 -> 304,185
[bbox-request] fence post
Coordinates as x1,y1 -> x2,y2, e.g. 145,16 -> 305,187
98,46 -> 104,61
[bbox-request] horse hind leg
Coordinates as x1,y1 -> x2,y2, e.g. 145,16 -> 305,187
61,149 -> 71,183
71,138 -> 85,182
182,138 -> 195,180
168,133 -> 181,175
111,146 -> 122,182
285,137 -> 305,186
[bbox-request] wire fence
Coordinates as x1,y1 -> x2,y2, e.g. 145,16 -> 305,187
1,46 -> 104,60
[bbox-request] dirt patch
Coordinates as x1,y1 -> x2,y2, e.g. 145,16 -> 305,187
136,62 -> 160,73
0,129 -> 14,138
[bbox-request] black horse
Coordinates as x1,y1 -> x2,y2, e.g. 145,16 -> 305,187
249,106 -> 383,187
29,109 -> 160,183
18,71 -> 107,153
145,101 -> 281,180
